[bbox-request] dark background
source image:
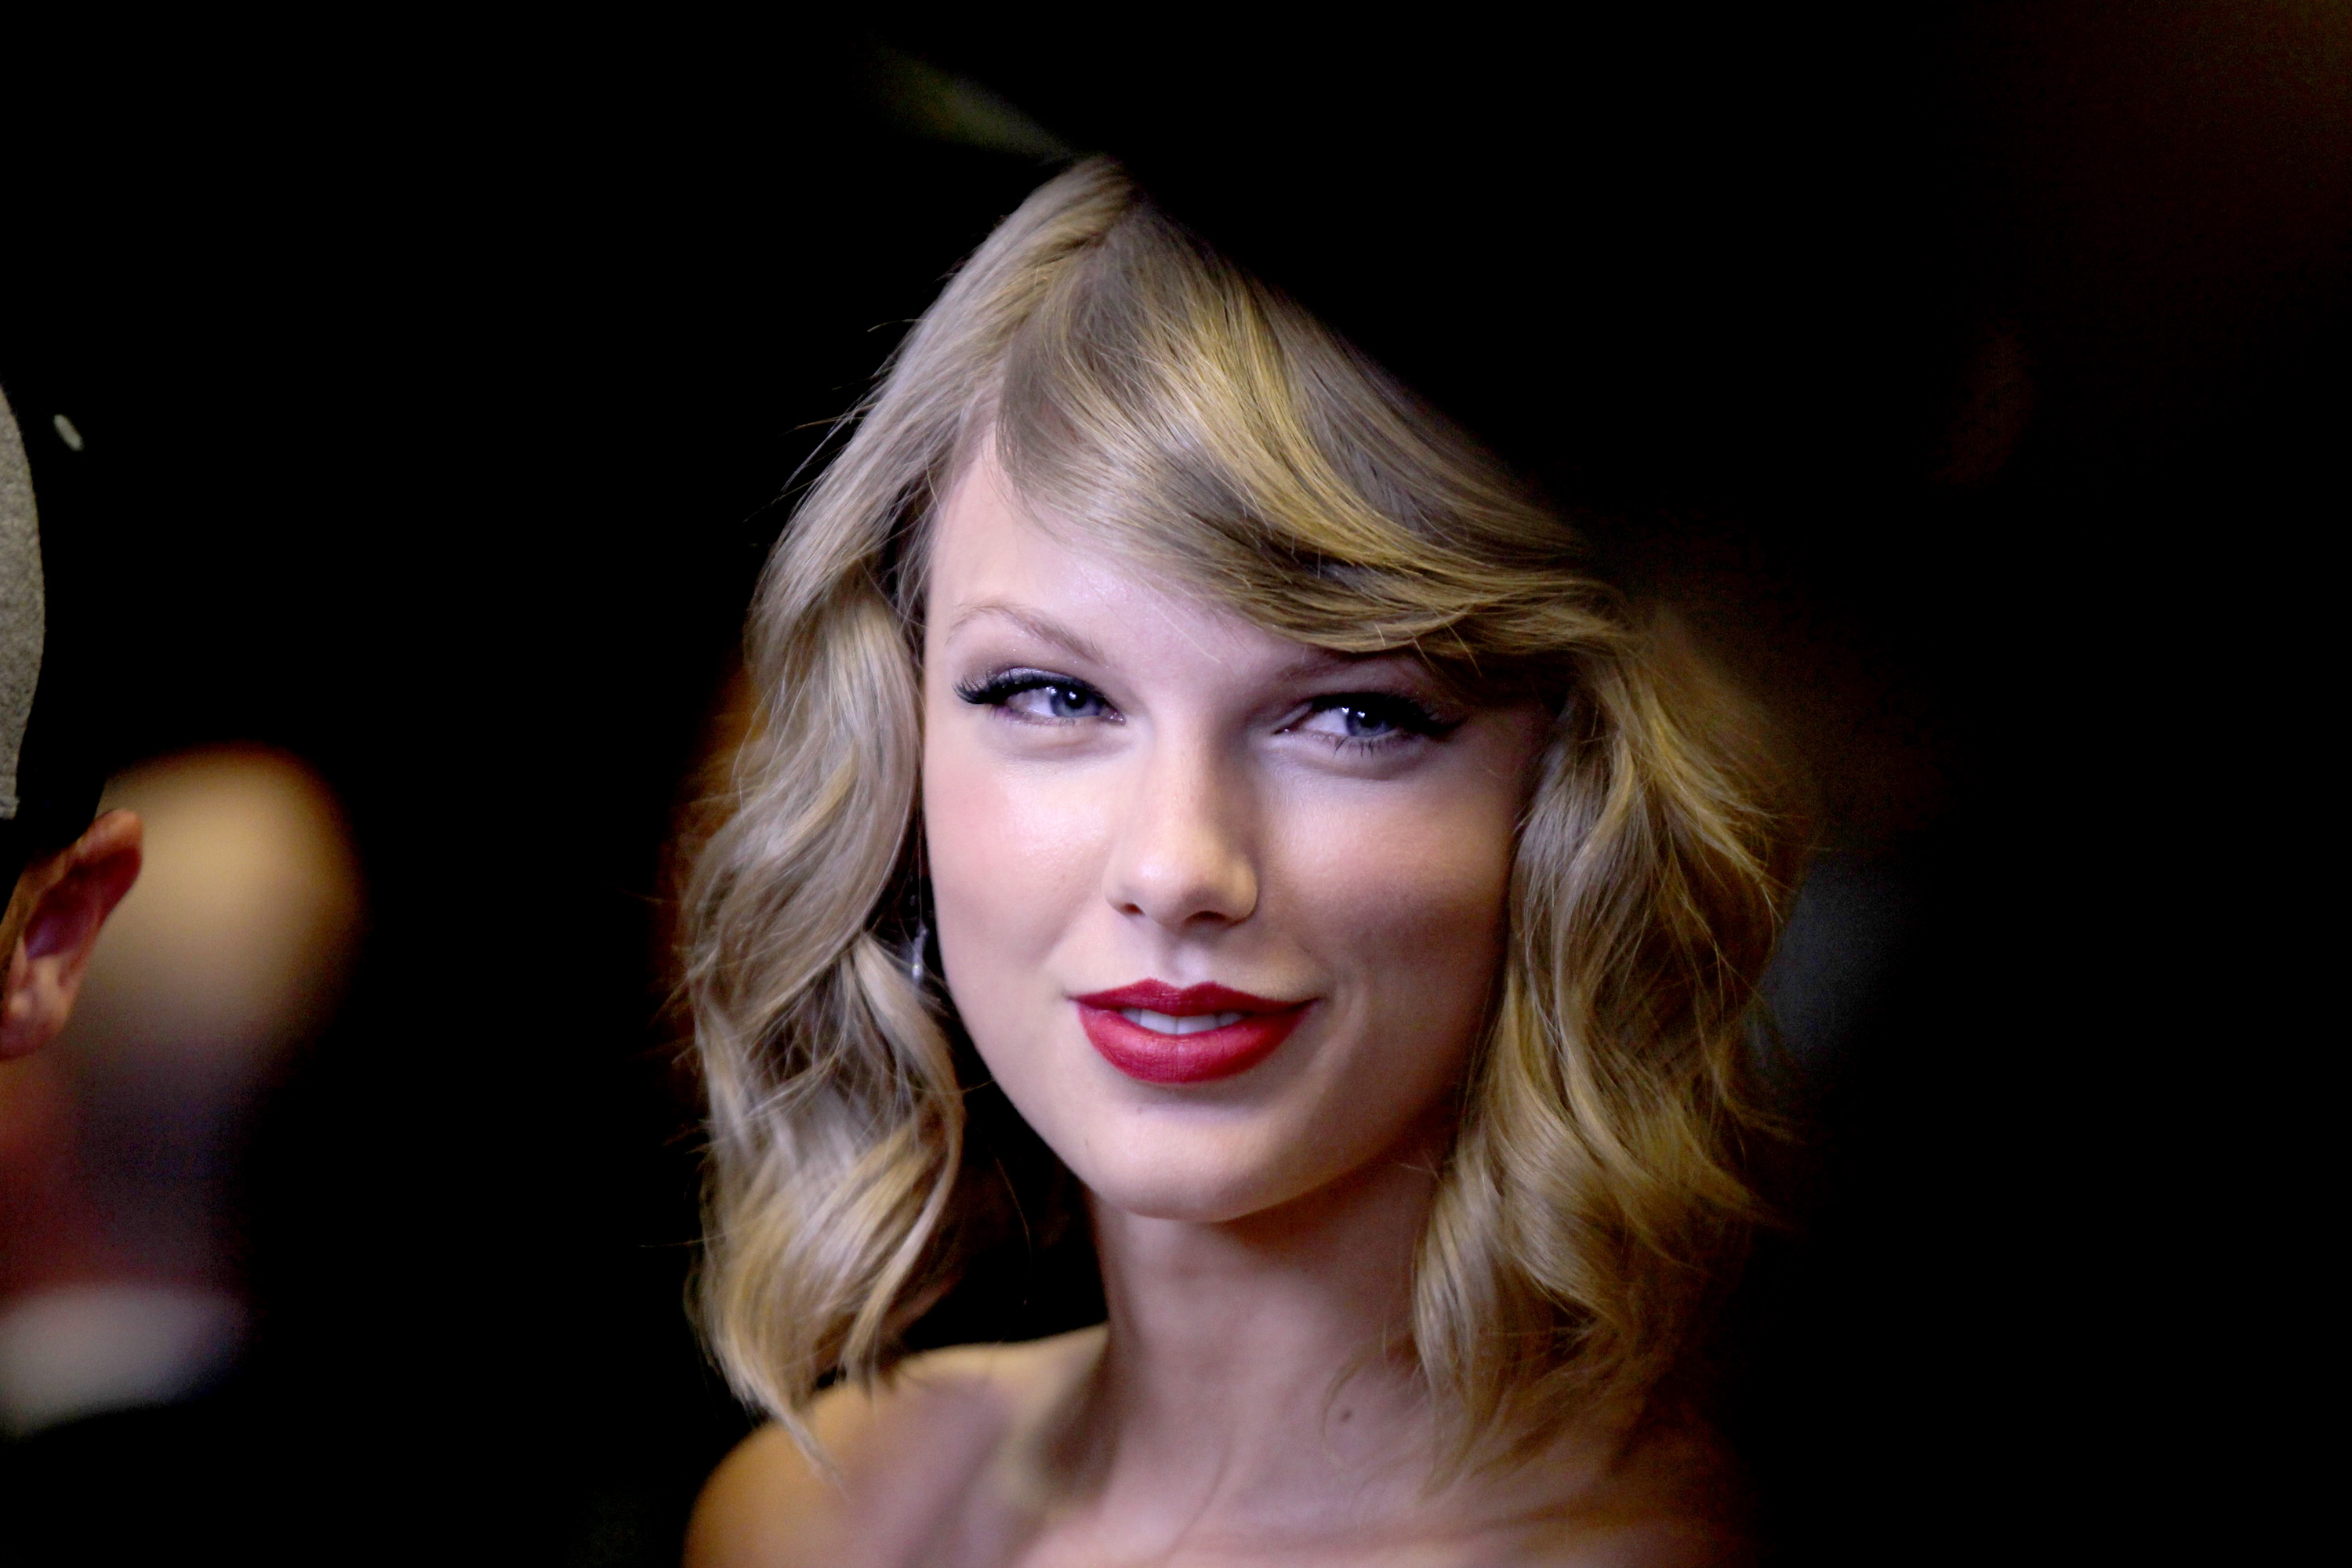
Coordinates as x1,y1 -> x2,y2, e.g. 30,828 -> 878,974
2,7 -> 2343,1563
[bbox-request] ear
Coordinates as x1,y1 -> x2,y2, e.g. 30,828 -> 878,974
0,810 -> 144,1059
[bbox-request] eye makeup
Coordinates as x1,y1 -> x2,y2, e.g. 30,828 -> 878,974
956,664 -> 1471,754
956,668 -> 1118,723
1287,690 -> 1461,750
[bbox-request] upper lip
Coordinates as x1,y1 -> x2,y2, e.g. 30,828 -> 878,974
1072,979 -> 1305,1014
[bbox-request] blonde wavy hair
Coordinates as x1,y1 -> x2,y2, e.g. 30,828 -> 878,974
685,159 -> 1804,1461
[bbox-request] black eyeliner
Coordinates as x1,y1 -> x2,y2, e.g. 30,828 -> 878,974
954,667 -> 1109,711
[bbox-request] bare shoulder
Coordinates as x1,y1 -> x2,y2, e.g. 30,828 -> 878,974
685,1423 -> 836,1568
684,1329 -> 1106,1568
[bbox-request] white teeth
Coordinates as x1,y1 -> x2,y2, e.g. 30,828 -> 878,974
1119,1008 -> 1247,1036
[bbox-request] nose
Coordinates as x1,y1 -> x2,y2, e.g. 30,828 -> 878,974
1102,731 -> 1259,931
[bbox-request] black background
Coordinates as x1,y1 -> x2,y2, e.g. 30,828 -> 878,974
2,7 -> 2343,1563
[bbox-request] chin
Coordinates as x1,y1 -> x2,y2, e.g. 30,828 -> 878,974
1057,1118 -> 1341,1226
1083,1174 -> 1293,1226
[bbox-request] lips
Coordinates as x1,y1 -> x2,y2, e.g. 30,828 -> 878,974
1071,980 -> 1310,1084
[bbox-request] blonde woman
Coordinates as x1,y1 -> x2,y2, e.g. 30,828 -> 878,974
682,161 -> 1802,1566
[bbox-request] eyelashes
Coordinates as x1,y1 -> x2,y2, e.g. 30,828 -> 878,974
954,669 -> 1116,722
954,668 -> 1459,752
1294,691 -> 1460,746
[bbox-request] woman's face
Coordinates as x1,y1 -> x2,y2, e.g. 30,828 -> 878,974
923,453 -> 1548,1225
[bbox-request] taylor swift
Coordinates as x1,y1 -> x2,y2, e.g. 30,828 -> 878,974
681,161 -> 1801,1566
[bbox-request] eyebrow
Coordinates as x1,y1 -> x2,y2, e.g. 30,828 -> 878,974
944,601 -> 1115,668
945,598 -> 1429,691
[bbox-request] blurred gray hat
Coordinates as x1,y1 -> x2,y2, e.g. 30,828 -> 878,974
0,373 -> 101,892
0,384 -> 42,826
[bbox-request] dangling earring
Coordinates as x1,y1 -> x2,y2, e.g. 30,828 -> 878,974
904,833 -> 934,991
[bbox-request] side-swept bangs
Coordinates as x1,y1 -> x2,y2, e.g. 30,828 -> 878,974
983,196 -> 1620,696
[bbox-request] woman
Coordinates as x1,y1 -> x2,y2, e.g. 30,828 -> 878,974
682,161 -> 1801,1566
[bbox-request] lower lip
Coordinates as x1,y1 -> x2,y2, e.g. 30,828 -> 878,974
1077,1004 -> 1308,1083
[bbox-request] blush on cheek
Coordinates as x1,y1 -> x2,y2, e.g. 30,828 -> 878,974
1311,814 -> 1515,1062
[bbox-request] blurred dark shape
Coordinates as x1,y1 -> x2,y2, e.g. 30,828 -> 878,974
1933,320 -> 2037,489
1759,852 -> 1918,1083
859,45 -> 1073,161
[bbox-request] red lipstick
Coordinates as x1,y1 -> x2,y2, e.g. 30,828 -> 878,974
1071,980 -> 1309,1084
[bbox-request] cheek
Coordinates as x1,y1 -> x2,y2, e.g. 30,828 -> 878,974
921,724 -> 1105,1012
1283,781 -> 1518,1051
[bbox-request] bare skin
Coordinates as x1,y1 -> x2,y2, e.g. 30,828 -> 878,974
689,1323 -> 1743,1568
0,809 -> 143,1059
688,455 -> 1748,1566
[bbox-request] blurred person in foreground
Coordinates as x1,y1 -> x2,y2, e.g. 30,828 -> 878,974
0,376 -> 140,1062
0,746 -> 360,1437
0,375 -> 365,1448
682,162 -> 1802,1566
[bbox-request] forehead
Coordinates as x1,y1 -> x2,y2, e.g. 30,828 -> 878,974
927,452 -> 1138,630
925,449 -> 1352,685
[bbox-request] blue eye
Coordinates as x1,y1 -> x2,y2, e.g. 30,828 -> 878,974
956,670 -> 1116,723
1296,692 -> 1450,746
1324,703 -> 1398,738
1025,683 -> 1105,720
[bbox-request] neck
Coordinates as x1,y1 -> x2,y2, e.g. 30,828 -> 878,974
1073,1144 -> 1443,1528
